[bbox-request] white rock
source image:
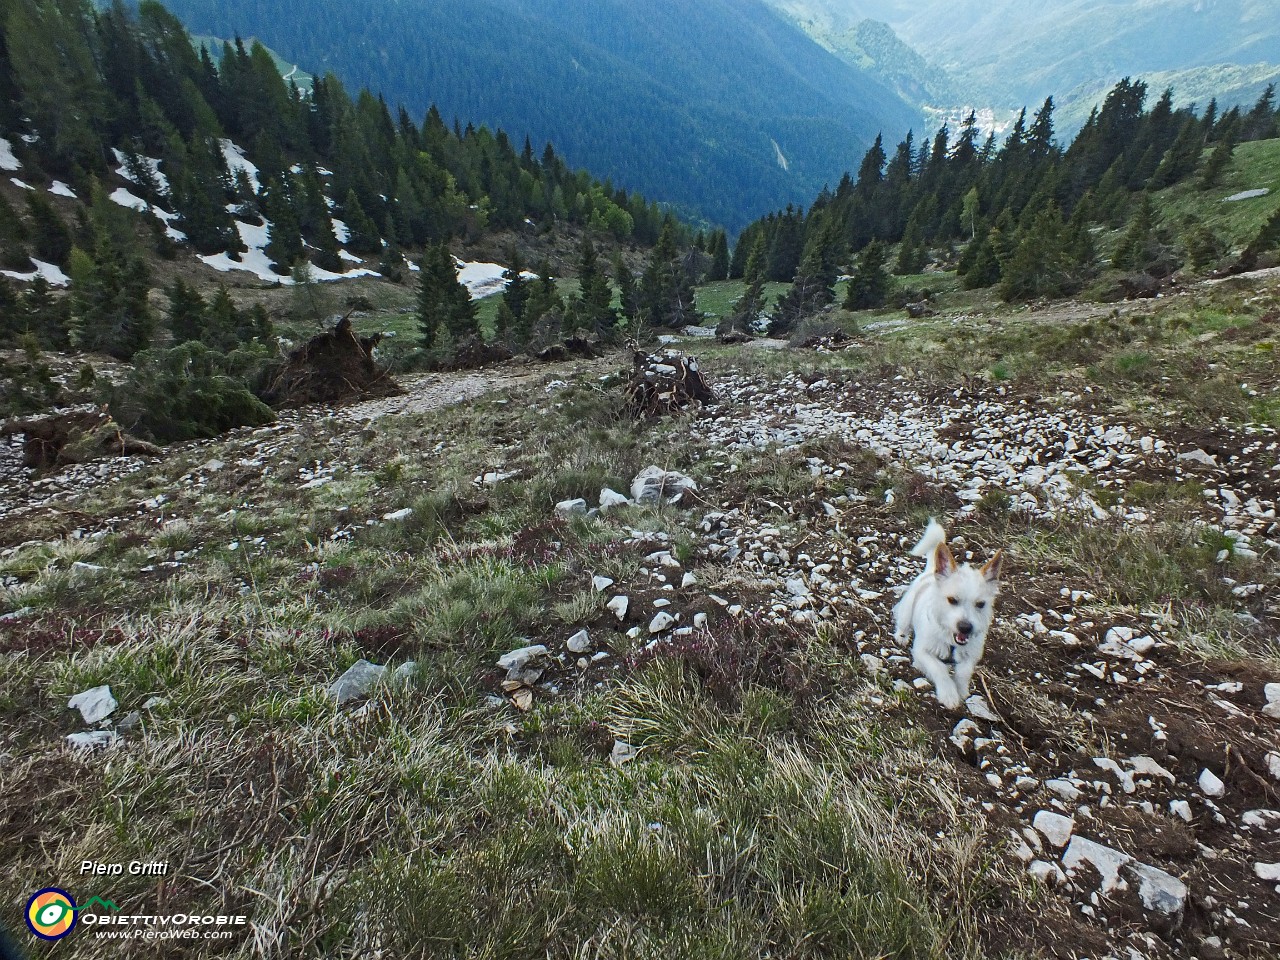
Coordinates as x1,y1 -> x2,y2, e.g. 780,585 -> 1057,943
66,730 -> 121,751
554,498 -> 588,518
1125,861 -> 1189,919
631,466 -> 698,505
649,611 -> 676,633
1265,683 -> 1280,705
1170,800 -> 1193,822
1128,756 -> 1176,782
607,596 -> 630,621
1198,768 -> 1225,798
599,488 -> 631,511
592,575 -> 615,592
1028,860 -> 1067,887
965,695 -> 999,721
141,696 -> 168,710
610,740 -> 638,766
329,659 -> 387,705
496,644 -> 548,672
394,661 -> 418,681
681,572 -> 697,588
1177,448 -> 1217,467
382,508 -> 413,522
1254,862 -> 1280,882
1268,752 -> 1280,782
950,718 -> 980,751
68,685 -> 117,724
785,577 -> 810,598
1062,835 -> 1130,894
1033,810 -> 1075,848
1045,779 -> 1083,803
693,612 -> 708,628
567,629 -> 591,654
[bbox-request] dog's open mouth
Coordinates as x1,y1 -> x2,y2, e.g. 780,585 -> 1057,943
954,635 -> 969,645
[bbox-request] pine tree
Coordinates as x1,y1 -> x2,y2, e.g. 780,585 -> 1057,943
843,240 -> 891,310
895,218 -> 925,275
262,178 -> 305,274
1113,194 -> 1158,271
417,242 -> 477,350
707,229 -> 730,281
521,260 -> 563,346
167,278 -> 207,344
1000,203 -> 1070,301
0,195 -> 33,271
769,230 -> 836,336
612,250 -> 638,325
341,189 -> 382,255
1199,138 -> 1234,190
639,222 -> 696,329
27,192 -> 74,266
500,249 -> 531,331
569,234 -> 616,337
723,232 -> 768,336
69,240 -> 155,360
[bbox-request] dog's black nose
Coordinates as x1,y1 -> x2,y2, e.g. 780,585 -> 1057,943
957,620 -> 973,636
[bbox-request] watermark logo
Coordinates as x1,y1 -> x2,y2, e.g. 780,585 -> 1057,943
25,888 -> 78,941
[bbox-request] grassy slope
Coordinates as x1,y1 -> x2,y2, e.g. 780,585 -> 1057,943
1152,137 -> 1280,248
2,269 -> 1277,956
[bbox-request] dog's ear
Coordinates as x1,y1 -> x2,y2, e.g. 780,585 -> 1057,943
982,550 -> 1004,582
934,541 -> 956,577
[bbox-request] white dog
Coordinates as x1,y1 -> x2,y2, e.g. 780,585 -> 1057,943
892,519 -> 1003,711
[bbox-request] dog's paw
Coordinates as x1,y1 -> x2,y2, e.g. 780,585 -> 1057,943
936,692 -> 963,711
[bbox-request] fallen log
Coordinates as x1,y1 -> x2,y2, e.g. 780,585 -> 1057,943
0,405 -> 162,468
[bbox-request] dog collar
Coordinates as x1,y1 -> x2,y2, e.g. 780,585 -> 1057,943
941,645 -> 958,666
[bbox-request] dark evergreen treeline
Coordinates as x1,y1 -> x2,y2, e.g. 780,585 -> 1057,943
0,0 -> 672,278
736,80 -> 1280,330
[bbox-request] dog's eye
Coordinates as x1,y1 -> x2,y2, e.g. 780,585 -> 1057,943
947,597 -> 958,605
976,601 -> 986,609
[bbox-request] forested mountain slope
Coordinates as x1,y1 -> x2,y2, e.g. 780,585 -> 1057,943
156,0 -> 921,231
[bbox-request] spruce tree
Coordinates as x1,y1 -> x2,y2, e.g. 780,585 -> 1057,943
0,195 -> 33,271
27,192 -> 74,266
707,230 -> 730,281
1199,139 -> 1234,190
341,189 -> 382,256
1113,194 -> 1158,271
843,240 -> 891,310
261,177 -> 305,274
612,251 -> 638,326
569,235 -> 616,337
1000,204 -> 1070,301
724,233 -> 767,335
167,278 -> 207,344
639,222 -> 696,328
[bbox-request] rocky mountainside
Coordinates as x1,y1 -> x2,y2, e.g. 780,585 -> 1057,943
2,268 -> 1278,957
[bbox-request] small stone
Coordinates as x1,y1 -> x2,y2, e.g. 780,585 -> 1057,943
394,661 -> 418,681
1170,800 -> 1193,822
599,488 -> 631,511
1268,752 -> 1280,782
631,466 -> 698,505
68,685 -> 117,724
607,596 -> 630,621
610,740 -> 638,766
496,644 -> 548,672
1124,861 -> 1189,922
1265,683 -> 1280,705
141,696 -> 168,710
329,659 -> 387,706
1033,810 -> 1075,848
1198,768 -> 1225,798
592,575 -> 615,592
860,654 -> 884,676
1045,779 -> 1083,803
201,458 -> 225,472
1254,862 -> 1280,882
1028,860 -> 1067,887
649,611 -> 676,633
381,508 -> 413,522
567,629 -> 591,654
681,572 -> 697,588
950,718 -> 980,752
693,612 -> 708,628
66,730 -> 121,751
116,711 -> 142,732
965,695 -> 999,721
1062,835 -> 1130,894
554,498 -> 588,519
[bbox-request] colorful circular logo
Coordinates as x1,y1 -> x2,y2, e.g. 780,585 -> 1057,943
26,888 -> 78,940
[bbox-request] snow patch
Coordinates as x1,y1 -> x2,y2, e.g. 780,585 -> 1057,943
49,181 -> 77,199
219,140 -> 260,192
331,218 -> 350,244
0,259 -> 70,287
1222,188 -> 1270,202
9,177 -> 32,191
770,137 -> 790,172
455,261 -> 536,299
111,148 -> 169,194
200,218 -> 378,284
0,137 -> 20,172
